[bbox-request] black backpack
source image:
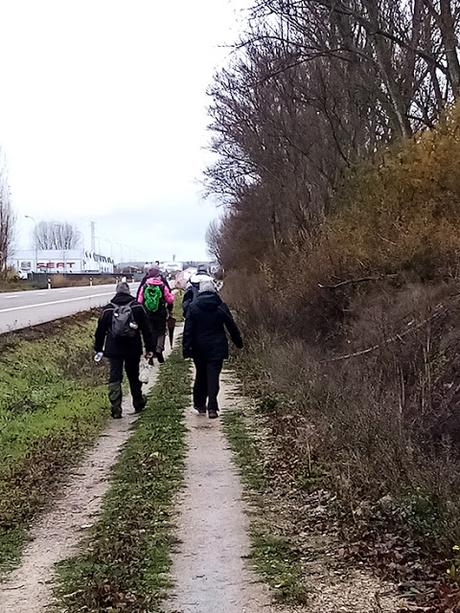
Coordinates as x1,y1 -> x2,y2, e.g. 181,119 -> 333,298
110,303 -> 138,338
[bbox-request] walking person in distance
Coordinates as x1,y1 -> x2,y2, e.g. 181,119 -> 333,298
94,282 -> 155,418
136,262 -> 171,300
183,280 -> 243,418
137,266 -> 175,363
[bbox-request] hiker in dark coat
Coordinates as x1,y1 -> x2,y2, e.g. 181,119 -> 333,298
94,282 -> 155,418
183,280 -> 243,418
182,264 -> 215,318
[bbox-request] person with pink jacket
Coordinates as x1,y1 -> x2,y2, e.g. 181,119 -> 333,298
137,267 -> 175,363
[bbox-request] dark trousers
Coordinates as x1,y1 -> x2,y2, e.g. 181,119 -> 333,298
147,311 -> 167,353
193,359 -> 223,411
109,355 -> 143,407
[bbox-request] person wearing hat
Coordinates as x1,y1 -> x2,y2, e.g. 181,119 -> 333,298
183,279 -> 243,418
94,282 -> 155,418
182,264 -> 215,318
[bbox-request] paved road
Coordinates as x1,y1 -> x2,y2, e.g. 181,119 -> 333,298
0,284 -> 136,334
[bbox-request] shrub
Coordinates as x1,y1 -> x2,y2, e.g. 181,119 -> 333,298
223,103 -> 460,553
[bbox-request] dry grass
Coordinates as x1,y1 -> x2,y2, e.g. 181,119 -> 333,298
221,105 -> 460,561
230,278 -> 460,553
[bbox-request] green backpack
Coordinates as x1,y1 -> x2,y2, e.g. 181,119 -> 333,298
144,284 -> 164,313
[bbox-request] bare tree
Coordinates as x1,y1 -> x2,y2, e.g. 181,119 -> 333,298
0,155 -> 15,276
34,221 -> 81,250
206,219 -> 223,261
205,0 -> 460,271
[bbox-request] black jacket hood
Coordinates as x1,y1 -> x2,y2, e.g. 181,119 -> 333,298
195,292 -> 222,311
110,293 -> 135,306
182,293 -> 243,361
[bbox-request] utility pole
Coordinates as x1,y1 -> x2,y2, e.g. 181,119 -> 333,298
25,215 -> 37,274
90,221 -> 96,253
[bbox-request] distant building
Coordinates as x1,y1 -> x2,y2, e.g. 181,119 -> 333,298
161,261 -> 184,273
11,249 -> 114,275
116,261 -> 145,273
138,261 -> 184,274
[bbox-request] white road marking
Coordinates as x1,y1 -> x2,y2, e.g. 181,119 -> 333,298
0,292 -> 114,314
2,284 -> 135,299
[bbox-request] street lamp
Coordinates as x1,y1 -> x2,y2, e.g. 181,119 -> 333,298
25,215 -> 37,274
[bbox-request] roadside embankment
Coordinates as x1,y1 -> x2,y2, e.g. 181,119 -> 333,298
0,274 -> 121,293
217,107 -> 460,610
0,313 -> 107,575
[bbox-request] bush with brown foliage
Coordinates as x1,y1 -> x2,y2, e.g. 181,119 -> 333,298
314,105 -> 460,284
231,279 -> 460,549
218,106 -> 460,556
208,0 -> 460,568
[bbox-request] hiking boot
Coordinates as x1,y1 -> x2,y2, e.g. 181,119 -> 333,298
111,409 -> 122,419
156,351 -> 165,364
208,409 -> 219,419
133,395 -> 147,413
193,407 -> 207,415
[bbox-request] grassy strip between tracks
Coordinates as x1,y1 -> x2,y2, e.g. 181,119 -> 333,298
0,315 -> 107,576
54,347 -> 190,613
172,288 -> 184,322
223,407 -> 310,604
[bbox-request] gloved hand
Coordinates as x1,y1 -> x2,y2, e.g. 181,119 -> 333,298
94,352 -> 104,363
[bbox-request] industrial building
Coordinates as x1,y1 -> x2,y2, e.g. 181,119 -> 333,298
11,249 -> 114,276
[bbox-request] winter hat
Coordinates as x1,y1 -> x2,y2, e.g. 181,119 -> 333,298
196,264 -> 208,275
148,266 -> 161,277
116,282 -> 131,295
199,280 -> 216,293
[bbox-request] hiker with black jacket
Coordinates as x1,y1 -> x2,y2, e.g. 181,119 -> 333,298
182,264 -> 215,318
183,280 -> 243,418
94,282 -> 155,418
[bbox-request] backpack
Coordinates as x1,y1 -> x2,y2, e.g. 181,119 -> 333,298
144,284 -> 164,313
110,303 -> 138,338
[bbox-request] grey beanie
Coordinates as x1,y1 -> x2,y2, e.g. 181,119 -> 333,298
196,264 -> 209,275
116,282 -> 131,295
199,280 -> 216,294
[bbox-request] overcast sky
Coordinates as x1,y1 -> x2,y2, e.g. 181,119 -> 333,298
0,0 -> 247,263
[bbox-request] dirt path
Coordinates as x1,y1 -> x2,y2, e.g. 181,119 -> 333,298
166,376 -> 282,613
167,373 -> 407,613
0,346 -> 406,613
0,338 -> 178,613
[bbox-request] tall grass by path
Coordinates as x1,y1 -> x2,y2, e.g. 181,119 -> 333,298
223,408 -> 310,604
54,347 -> 191,613
0,315 -> 107,576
